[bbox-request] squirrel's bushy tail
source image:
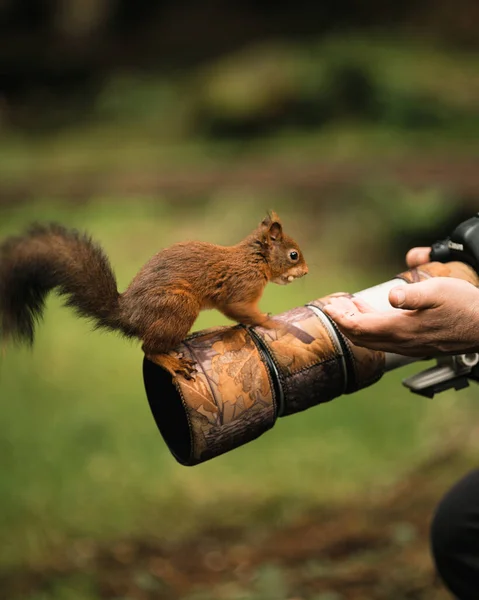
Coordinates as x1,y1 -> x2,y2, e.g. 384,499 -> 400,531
0,223 -> 123,344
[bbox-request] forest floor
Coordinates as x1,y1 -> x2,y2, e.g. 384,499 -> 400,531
3,449 -> 472,600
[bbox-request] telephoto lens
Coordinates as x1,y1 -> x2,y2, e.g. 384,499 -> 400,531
143,261 -> 479,466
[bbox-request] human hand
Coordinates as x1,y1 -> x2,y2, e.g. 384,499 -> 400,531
322,277 -> 479,357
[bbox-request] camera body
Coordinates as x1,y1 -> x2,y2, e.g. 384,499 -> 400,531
431,213 -> 479,270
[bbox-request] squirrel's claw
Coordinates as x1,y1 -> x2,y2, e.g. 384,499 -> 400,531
175,355 -> 197,380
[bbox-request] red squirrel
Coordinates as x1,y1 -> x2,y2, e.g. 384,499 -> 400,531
0,211 -> 308,379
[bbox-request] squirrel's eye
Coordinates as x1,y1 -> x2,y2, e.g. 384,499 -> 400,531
289,250 -> 299,261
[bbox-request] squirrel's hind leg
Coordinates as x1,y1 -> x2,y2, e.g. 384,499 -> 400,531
141,297 -> 199,380
149,353 -> 197,380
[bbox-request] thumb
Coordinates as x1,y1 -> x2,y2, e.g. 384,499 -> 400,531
389,282 -> 439,310
405,246 -> 431,268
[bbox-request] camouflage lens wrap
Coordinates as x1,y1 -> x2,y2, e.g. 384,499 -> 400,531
252,305 -> 351,416
144,325 -> 278,466
145,302 -> 386,465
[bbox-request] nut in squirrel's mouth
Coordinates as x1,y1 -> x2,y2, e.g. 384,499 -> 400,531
272,276 -> 289,285
273,270 -> 308,285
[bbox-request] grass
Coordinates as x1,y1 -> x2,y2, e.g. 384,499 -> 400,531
1,197 -> 478,571
2,122 -> 479,191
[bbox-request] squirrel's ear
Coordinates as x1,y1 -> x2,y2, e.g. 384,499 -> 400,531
268,210 -> 281,224
261,211 -> 283,242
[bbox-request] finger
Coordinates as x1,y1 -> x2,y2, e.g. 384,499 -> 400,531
329,316 -> 427,355
406,247 -> 431,268
388,280 -> 441,311
323,296 -> 357,311
350,296 -> 376,314
323,296 -> 360,319
325,308 -> 404,339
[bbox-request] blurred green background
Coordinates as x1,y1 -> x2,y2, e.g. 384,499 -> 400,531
1,2 -> 479,599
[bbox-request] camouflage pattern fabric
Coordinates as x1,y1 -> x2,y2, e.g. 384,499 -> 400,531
174,325 -> 277,465
396,260 -> 479,285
